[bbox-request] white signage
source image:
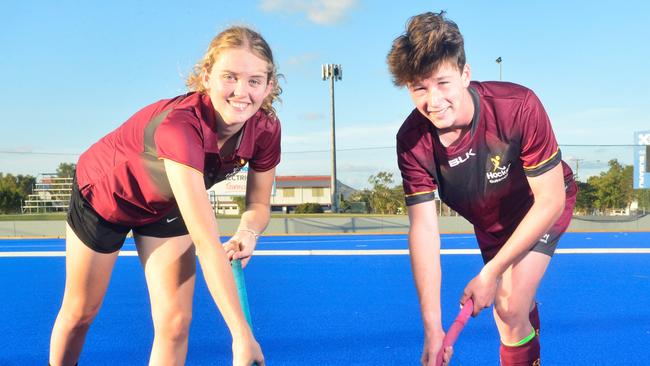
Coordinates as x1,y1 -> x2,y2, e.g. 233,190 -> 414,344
211,167 -> 248,196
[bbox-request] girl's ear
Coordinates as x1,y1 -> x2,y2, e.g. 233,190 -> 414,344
202,68 -> 211,90
263,79 -> 274,99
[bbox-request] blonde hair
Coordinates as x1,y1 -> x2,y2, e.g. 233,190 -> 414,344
186,26 -> 282,116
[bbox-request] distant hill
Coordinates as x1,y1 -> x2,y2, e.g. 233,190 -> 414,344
337,180 -> 358,199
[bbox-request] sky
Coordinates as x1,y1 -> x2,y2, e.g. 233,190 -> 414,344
1,0 -> 649,188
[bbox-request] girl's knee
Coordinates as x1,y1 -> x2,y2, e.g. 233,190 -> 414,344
153,310 -> 193,341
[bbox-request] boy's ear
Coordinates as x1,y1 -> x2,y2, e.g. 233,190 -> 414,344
461,64 -> 471,87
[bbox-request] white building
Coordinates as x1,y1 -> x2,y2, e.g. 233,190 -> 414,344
270,175 -> 333,213
208,174 -> 352,214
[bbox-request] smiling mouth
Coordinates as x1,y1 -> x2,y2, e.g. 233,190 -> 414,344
428,107 -> 449,117
229,101 -> 249,111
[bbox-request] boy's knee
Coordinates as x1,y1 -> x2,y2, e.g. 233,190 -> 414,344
59,302 -> 101,329
495,302 -> 522,324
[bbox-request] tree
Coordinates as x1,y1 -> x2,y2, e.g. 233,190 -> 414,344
1,173 -> 35,197
587,160 -> 634,213
575,181 -> 596,215
634,188 -> 650,212
0,173 -> 36,213
0,186 -> 23,214
16,175 -> 36,197
57,162 -> 76,178
367,172 -> 405,214
339,198 -> 352,213
390,185 -> 406,214
346,189 -> 372,213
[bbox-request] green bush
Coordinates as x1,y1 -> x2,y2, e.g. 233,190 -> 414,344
295,202 -> 324,214
0,187 -> 23,214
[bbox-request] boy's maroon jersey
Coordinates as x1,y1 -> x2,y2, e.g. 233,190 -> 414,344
397,81 -> 575,256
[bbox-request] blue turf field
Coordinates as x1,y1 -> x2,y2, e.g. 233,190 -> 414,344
1,232 -> 649,365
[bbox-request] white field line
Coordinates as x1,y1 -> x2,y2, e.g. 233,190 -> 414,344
0,236 -> 475,250
2,248 -> 650,258
264,236 -> 475,244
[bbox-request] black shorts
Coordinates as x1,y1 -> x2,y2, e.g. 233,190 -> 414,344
480,179 -> 578,263
66,181 -> 189,254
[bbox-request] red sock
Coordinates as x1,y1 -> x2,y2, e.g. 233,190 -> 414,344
529,303 -> 540,336
500,333 -> 540,366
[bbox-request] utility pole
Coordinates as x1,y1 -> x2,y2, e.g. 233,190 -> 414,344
495,57 -> 502,81
570,157 -> 584,181
321,64 -> 342,213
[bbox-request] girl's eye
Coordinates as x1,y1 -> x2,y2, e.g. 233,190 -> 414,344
223,74 -> 236,81
249,79 -> 262,86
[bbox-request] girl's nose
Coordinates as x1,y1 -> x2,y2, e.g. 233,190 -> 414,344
233,80 -> 247,97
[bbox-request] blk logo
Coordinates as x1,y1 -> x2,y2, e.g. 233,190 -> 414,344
449,149 -> 476,167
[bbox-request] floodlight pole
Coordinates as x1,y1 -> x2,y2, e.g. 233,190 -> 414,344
322,64 -> 342,213
495,57 -> 503,81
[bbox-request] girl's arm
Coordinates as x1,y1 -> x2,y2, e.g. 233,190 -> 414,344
224,167 -> 275,267
163,159 -> 260,351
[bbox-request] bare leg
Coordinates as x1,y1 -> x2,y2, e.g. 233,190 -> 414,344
135,234 -> 196,366
49,224 -> 119,366
493,251 -> 550,365
493,251 -> 550,343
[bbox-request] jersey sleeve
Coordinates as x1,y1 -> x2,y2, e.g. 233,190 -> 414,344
249,118 -> 281,172
154,109 -> 205,173
519,90 -> 562,177
397,138 -> 437,206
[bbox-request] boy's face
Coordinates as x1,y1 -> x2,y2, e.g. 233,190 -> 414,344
407,61 -> 472,132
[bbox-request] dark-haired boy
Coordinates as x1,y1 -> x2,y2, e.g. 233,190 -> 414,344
388,11 -> 576,366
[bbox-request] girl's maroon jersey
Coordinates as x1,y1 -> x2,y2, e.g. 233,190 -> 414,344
76,92 -> 281,226
397,81 -> 575,255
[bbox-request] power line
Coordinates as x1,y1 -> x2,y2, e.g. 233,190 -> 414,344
284,146 -> 395,154
0,144 -> 639,156
0,151 -> 80,156
561,144 -> 637,147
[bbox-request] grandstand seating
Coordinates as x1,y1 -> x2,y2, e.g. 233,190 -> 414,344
21,174 -> 73,214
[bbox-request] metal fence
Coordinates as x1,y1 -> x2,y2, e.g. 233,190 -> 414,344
1,144 -> 646,203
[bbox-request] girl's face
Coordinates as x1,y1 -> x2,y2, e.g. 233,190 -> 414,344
203,47 -> 273,127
